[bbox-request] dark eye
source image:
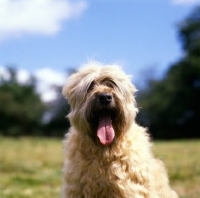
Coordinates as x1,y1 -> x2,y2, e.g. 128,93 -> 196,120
105,82 -> 114,88
102,79 -> 116,88
88,81 -> 95,92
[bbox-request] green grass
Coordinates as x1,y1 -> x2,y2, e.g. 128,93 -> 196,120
0,137 -> 63,198
153,140 -> 200,198
0,137 -> 200,198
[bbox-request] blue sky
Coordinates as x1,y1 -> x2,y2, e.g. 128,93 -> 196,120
0,0 -> 200,101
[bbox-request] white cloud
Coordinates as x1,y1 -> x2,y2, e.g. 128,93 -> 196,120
17,69 -> 31,84
172,0 -> 200,5
34,67 -> 66,102
0,0 -> 87,40
34,67 -> 66,86
0,66 -> 11,80
0,67 -> 31,83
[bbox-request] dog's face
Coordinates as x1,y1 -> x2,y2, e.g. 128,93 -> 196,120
63,62 -> 138,146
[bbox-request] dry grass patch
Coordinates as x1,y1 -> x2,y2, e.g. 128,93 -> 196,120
0,137 -> 63,198
153,140 -> 200,198
0,137 -> 199,198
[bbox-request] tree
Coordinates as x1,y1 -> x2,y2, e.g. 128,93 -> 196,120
0,68 -> 46,136
44,85 -> 70,137
179,6 -> 200,57
137,6 -> 200,139
43,68 -> 76,136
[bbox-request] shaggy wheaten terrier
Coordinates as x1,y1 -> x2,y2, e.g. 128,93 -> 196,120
62,62 -> 178,198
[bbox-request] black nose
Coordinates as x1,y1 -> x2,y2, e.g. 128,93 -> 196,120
98,93 -> 112,104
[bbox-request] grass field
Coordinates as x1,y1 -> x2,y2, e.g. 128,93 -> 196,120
0,137 -> 199,198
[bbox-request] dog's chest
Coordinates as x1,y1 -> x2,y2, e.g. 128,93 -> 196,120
78,154 -> 136,196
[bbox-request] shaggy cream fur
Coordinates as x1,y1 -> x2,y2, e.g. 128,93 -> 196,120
62,62 -> 178,198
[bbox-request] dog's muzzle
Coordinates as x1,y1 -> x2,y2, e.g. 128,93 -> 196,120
95,92 -> 115,145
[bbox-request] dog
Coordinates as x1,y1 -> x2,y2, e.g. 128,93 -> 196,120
62,62 -> 178,198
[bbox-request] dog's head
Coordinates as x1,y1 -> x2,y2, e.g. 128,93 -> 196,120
62,62 -> 138,146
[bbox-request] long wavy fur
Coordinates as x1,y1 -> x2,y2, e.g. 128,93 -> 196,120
62,62 -> 178,198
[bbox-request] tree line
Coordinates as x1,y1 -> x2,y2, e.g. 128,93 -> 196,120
0,6 -> 200,139
137,6 -> 200,139
0,68 -> 70,137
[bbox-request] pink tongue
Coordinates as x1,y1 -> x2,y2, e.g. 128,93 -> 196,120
97,116 -> 115,145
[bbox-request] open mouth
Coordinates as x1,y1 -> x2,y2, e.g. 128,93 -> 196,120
90,92 -> 117,145
97,115 -> 115,145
